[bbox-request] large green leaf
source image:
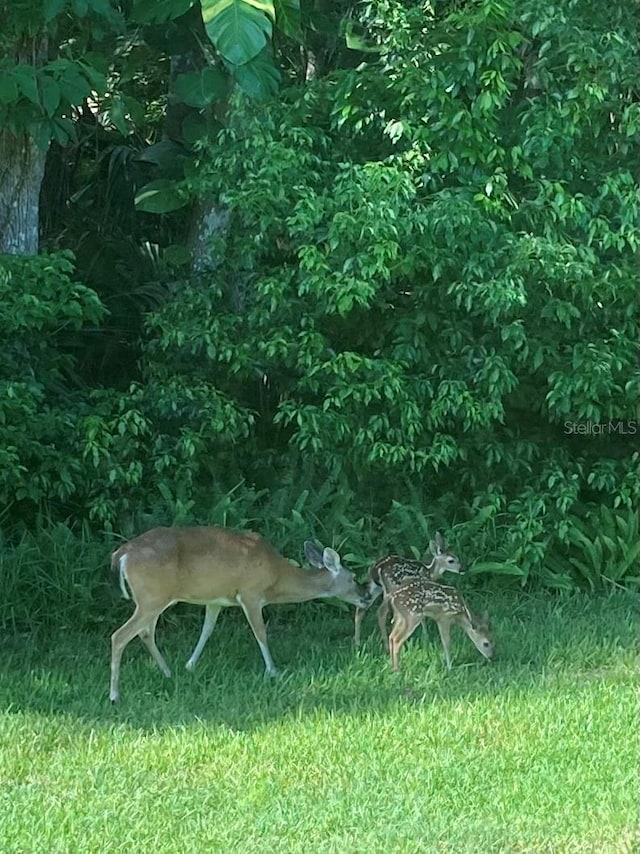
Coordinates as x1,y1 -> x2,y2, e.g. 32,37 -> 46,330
43,0 -> 66,22
344,20 -> 383,53
232,49 -> 280,99
202,0 -> 273,66
172,68 -> 228,108
136,140 -> 189,170
13,67 -> 39,105
135,180 -> 190,213
55,67 -> 92,105
49,115 -> 75,145
39,75 -> 61,117
274,0 -> 301,39
210,0 -> 275,20
0,73 -> 19,104
132,0 -> 195,23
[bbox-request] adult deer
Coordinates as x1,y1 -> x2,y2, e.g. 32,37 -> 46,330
109,526 -> 370,702
353,532 -> 464,647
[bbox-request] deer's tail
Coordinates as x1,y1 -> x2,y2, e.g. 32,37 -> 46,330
110,547 -> 131,600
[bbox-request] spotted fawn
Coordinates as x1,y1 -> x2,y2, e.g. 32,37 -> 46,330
354,532 -> 465,647
387,578 -> 493,672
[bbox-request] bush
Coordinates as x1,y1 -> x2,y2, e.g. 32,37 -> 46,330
0,0 -> 637,596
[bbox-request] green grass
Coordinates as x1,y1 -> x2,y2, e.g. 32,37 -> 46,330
0,590 -> 637,853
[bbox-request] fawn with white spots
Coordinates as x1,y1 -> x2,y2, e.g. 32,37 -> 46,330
386,578 -> 494,672
354,532 -> 465,647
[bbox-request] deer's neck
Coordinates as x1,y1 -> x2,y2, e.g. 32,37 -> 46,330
268,563 -> 333,604
423,557 -> 436,576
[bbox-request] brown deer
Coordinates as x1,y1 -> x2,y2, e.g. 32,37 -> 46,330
354,532 -> 464,647
109,527 -> 370,701
386,578 -> 494,672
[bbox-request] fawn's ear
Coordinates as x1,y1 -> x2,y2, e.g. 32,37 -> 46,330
430,532 -> 445,555
304,540 -> 325,568
322,547 -> 344,575
481,610 -> 490,626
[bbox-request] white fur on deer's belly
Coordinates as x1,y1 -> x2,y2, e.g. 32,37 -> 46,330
184,596 -> 238,607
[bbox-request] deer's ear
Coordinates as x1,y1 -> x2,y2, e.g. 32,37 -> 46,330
429,535 -> 444,556
322,547 -> 343,575
304,540 -> 325,568
435,531 -> 446,551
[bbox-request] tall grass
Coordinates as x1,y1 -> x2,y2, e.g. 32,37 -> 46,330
2,474 -> 637,636
0,523 -> 113,632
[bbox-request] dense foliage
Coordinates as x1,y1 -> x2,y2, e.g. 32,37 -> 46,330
0,0 -> 638,599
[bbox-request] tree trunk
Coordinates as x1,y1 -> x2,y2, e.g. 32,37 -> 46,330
0,129 -> 48,255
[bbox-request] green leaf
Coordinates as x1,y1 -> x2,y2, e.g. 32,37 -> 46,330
0,73 -> 19,104
57,69 -> 91,105
606,541 -> 640,581
246,0 -> 275,19
182,113 -> 217,144
105,95 -> 130,135
39,75 -> 61,117
205,0 -> 274,19
202,0 -> 273,65
232,49 -> 280,99
14,67 -> 39,106
132,0 -> 194,23
77,59 -> 108,90
344,21 -> 382,53
44,0 -> 67,21
49,116 -> 75,144
173,68 -> 228,107
135,180 -> 190,213
136,140 -> 188,169
274,0 -> 301,39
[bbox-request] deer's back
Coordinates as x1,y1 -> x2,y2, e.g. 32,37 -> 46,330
115,526 -> 287,601
372,556 -> 427,593
392,579 -> 469,619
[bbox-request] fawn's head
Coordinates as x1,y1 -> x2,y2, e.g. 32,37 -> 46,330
428,532 -> 465,578
467,610 -> 494,661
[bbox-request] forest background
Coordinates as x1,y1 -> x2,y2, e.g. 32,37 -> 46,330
0,0 -> 638,628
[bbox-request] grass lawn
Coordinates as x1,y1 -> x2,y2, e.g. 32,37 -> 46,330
0,588 -> 637,853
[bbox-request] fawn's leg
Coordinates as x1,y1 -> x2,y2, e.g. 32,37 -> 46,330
377,598 -> 392,652
436,619 -> 453,670
354,607 -> 366,647
389,615 -> 422,672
